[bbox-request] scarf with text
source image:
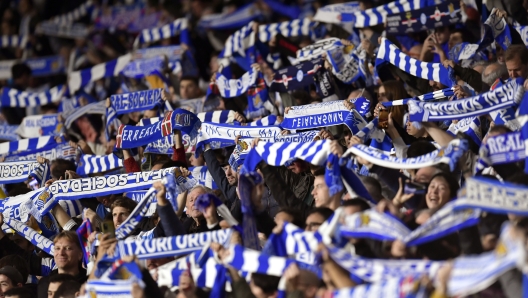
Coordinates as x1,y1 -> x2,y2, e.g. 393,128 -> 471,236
269,58 -> 321,93
16,114 -> 62,138
454,176 -> 528,215
376,37 -> 453,87
343,139 -> 468,172
194,122 -> 282,157
408,77 -> 527,122
3,142 -> 76,163
3,216 -> 55,255
115,187 -> 157,240
0,189 -> 42,223
447,117 -> 482,147
115,109 -> 201,149
106,88 -> 165,140
133,18 -> 190,48
123,191 -> 157,216
119,56 -> 167,79
517,85 -> 528,173
475,132 -> 524,174
68,54 -> 132,94
28,162 -> 50,188
281,100 -> 366,133
386,0 -> 463,35
1,85 -> 64,107
296,38 -> 342,64
0,135 -> 63,156
0,161 -> 39,184
189,166 -> 218,190
77,153 -> 124,176
0,125 -> 19,142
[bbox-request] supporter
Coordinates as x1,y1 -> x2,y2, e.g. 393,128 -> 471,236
51,280 -> 80,298
0,266 -> 24,298
504,44 -> 528,79
3,287 -> 32,298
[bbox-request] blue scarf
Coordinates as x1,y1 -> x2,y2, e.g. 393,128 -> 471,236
340,210 -> 411,241
516,26 -> 528,46
3,216 -> 55,255
475,132 -> 524,174
409,77 -> 527,122
134,18 -> 190,48
50,0 -> 94,25
119,56 -> 167,79
124,191 -> 157,217
28,162 -> 50,188
0,35 -> 28,49
386,1 -> 463,34
517,85 -> 528,173
22,56 -> 66,78
35,22 -> 89,39
106,88 -> 165,140
197,110 -> 236,123
248,115 -> 279,126
381,87 -> 454,107
194,194 -> 239,227
269,58 -> 321,93
447,117 -> 482,147
238,172 -> 262,250
68,54 -> 132,94
220,22 -> 255,59
215,67 -> 258,98
1,85 -> 64,107
115,109 -> 201,149
77,153 -> 123,176
257,18 -> 316,43
344,139 -> 468,172
0,125 -> 19,142
0,135 -> 63,156
0,161 -> 39,184
454,176 -> 528,215
245,73 -> 269,120
115,187 -> 157,240
63,101 -> 106,129
376,37 -> 453,87
3,142 -> 76,163
189,166 -> 218,190
331,277 -> 425,298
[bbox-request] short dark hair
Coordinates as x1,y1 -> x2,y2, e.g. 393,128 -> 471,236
53,280 -> 81,298
0,255 -> 29,282
49,273 -> 76,284
307,207 -> 334,221
429,172 -> 460,200
407,141 -> 437,158
342,198 -> 371,211
161,160 -> 188,169
277,207 -> 304,228
180,75 -> 199,86
51,159 -> 76,180
4,287 -> 32,298
11,63 -> 31,80
313,168 -> 325,177
251,273 -> 280,295
505,44 -> 528,65
111,197 -> 138,213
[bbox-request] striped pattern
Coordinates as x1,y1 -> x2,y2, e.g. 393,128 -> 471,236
215,67 -> 258,98
68,54 -> 132,93
382,87 -> 455,107
0,35 -> 28,49
376,37 -> 452,87
63,101 -> 107,128
134,18 -> 189,48
1,85 -> 64,108
197,110 -> 235,123
189,166 -> 218,190
0,136 -> 60,155
258,18 -> 316,43
339,0 -> 425,28
517,92 -> 528,173
76,153 -> 124,176
51,1 -> 94,25
221,22 -> 255,58
222,245 -> 293,276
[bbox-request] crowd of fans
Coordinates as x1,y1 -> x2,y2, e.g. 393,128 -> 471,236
0,0 -> 528,297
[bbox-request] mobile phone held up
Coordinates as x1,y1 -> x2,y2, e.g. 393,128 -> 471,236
404,181 -> 427,195
102,220 -> 116,239
378,109 -> 389,129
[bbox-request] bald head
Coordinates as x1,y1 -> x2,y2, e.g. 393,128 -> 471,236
482,63 -> 508,86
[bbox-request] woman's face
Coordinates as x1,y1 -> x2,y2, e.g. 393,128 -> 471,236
378,86 -> 389,103
406,121 -> 424,137
426,176 -> 451,209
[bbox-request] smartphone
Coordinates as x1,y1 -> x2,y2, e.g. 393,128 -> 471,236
377,109 -> 389,129
101,220 -> 116,239
404,181 -> 427,195
28,177 -> 39,190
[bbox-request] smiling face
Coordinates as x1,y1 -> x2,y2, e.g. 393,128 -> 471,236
186,188 -> 205,218
53,238 -> 83,272
426,176 -> 451,209
112,206 -> 131,228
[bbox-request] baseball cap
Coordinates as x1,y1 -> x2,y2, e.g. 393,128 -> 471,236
0,266 -> 24,285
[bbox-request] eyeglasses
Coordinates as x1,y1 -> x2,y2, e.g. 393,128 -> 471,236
306,222 -> 322,230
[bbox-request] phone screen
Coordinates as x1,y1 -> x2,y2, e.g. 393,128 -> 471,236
404,181 -> 427,195
28,178 -> 39,190
378,110 -> 389,129
101,220 -> 116,239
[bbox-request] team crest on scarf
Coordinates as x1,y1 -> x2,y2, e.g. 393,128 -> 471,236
360,213 -> 370,226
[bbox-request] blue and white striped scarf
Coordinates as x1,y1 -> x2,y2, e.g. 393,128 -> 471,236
475,132 -> 524,174
0,35 -> 28,49
258,18 -> 316,43
199,4 -> 262,30
195,122 -> 282,157
0,125 -> 19,142
454,176 -> 528,215
341,210 -> 411,241
133,18 -> 190,48
447,117 -> 482,147
247,115 -> 280,126
376,37 -> 453,87
198,110 -> 235,123
331,277 -> 426,298
409,77 -> 526,122
281,100 -> 366,134
0,135 -> 63,156
50,0 -> 94,25
238,172 -> 261,250
115,187 -> 157,240
222,244 -> 294,277
68,54 -> 132,94
516,86 -> 528,173
312,2 -> 360,31
0,161 -> 39,184
189,166 -> 218,190
63,101 -> 106,128
124,191 -> 157,217
119,56 -> 167,79
3,142 -> 76,163
220,22 -> 255,59
116,109 -> 201,149
1,85 -> 64,107
0,189 -> 42,223
215,67 -> 258,98
381,87 -> 455,107
295,38 -> 342,64
16,114 -> 63,138
84,279 -> 140,298
515,26 -> 528,46
77,153 -> 123,176
28,162 -> 50,188
337,0 -> 432,28
106,88 -> 164,140
133,45 -> 183,62
343,139 -> 468,172
35,22 -> 89,39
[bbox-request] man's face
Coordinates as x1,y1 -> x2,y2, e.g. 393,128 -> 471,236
429,80 -> 446,92
53,238 -> 82,272
506,56 -> 528,79
180,79 -> 200,100
312,176 -> 331,208
434,27 -> 451,44
448,32 -> 463,50
287,160 -> 306,174
0,274 -> 15,298
143,109 -> 158,119
223,165 -> 238,186
305,213 -> 325,232
8,233 -> 33,252
414,166 -> 440,184
48,281 -> 61,298
189,154 -> 204,167
112,206 -> 131,228
97,195 -> 114,208
186,189 -> 205,218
